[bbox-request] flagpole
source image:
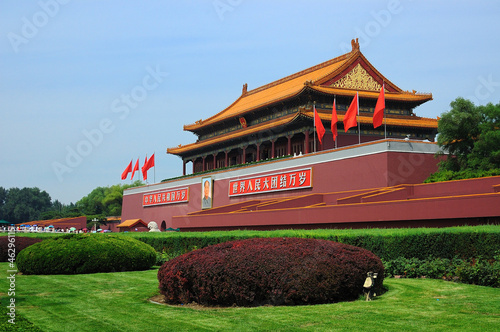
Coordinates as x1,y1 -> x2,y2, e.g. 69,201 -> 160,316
383,83 -> 387,140
313,102 -> 317,153
384,112 -> 387,139
154,151 -> 156,184
357,92 -> 360,144
334,96 -> 337,149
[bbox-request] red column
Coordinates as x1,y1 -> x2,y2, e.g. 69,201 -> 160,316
256,143 -> 261,162
202,156 -> 206,172
192,159 -> 196,174
271,140 -> 276,158
213,154 -> 217,170
287,135 -> 292,155
182,160 -> 186,176
242,146 -> 246,164
304,130 -> 310,154
225,151 -> 229,167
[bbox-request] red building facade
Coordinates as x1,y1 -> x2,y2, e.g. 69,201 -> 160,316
122,140 -> 449,230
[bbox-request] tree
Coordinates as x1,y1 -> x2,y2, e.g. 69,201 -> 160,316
436,98 -> 481,171
427,98 -> 500,182
0,187 -> 52,223
468,102 -> 500,170
0,187 -> 7,220
76,180 -> 143,222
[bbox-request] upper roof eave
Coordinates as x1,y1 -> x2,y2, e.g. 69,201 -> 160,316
309,86 -> 433,103
305,109 -> 438,128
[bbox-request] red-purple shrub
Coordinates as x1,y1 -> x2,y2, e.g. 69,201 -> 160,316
157,237 -> 384,306
0,236 -> 43,262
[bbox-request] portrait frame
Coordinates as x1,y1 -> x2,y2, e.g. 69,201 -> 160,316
201,176 -> 213,209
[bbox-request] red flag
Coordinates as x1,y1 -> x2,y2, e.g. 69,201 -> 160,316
130,159 -> 139,180
331,98 -> 338,141
141,155 -> 148,180
142,154 -> 155,180
314,105 -> 325,145
146,154 -> 155,169
121,160 -> 132,180
343,92 -> 358,132
373,84 -> 385,128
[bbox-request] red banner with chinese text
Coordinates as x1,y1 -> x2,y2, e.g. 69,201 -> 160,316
143,188 -> 189,207
229,168 -> 312,197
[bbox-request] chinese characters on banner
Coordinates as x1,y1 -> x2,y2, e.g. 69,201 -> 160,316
143,188 -> 189,207
229,168 -> 312,197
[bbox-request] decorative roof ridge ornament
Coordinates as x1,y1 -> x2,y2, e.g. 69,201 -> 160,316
401,89 -> 432,96
242,83 -> 248,95
351,38 -> 360,52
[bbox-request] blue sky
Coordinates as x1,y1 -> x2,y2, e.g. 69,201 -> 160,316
1,0 -> 499,204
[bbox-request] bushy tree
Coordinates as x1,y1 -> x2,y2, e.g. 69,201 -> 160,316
39,200 -> 80,220
436,98 -> 481,171
76,181 -> 143,221
0,187 -> 52,223
427,98 -> 500,182
468,102 -> 500,170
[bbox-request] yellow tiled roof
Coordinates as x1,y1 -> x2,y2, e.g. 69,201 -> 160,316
308,110 -> 438,129
310,86 -> 432,103
183,48 -> 431,132
117,219 -> 147,228
184,52 -> 354,131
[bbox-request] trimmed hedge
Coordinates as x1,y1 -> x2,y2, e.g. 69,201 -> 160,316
0,236 -> 43,262
158,238 -> 384,306
383,256 -> 500,288
16,234 -> 156,275
130,225 -> 500,261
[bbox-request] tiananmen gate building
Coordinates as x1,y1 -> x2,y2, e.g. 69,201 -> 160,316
121,40 -> 500,231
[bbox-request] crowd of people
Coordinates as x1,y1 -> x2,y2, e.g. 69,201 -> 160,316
0,225 -> 111,233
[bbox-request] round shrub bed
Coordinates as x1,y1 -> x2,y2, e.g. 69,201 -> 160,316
0,236 -> 43,262
16,234 -> 156,275
158,237 -> 384,306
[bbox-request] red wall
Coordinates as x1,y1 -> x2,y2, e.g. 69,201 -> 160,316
122,142 -> 439,229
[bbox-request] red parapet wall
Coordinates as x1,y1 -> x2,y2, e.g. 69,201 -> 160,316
171,176 -> 500,230
122,140 -> 454,230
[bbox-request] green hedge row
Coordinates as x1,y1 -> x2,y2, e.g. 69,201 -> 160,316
383,256 -> 500,288
127,225 -> 500,261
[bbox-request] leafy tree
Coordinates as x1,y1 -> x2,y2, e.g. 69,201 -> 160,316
468,102 -> 500,170
427,98 -> 500,182
436,98 -> 481,171
0,181 -> 143,223
0,187 -> 52,223
76,181 -> 143,222
0,187 -> 7,219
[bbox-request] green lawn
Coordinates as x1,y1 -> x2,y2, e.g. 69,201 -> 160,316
0,263 -> 499,331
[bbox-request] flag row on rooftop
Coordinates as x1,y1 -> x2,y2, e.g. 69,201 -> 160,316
314,85 -> 385,144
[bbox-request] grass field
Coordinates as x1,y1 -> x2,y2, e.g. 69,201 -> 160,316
1,263 -> 499,331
